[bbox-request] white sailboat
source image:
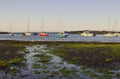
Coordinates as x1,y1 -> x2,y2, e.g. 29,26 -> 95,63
104,17 -> 117,37
24,18 -> 32,36
104,33 -> 117,37
114,32 -> 120,36
9,24 -> 14,36
113,20 -> 120,36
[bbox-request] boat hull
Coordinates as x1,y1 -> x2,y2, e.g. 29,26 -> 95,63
81,33 -> 95,37
104,33 -> 118,37
25,32 -> 32,36
57,33 -> 68,38
39,33 -> 48,36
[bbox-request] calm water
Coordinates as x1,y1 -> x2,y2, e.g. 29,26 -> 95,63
0,33 -> 120,42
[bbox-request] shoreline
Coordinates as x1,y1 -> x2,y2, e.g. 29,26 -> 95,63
1,40 -> 120,44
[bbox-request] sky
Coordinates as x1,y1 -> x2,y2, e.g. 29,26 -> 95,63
0,0 -> 120,32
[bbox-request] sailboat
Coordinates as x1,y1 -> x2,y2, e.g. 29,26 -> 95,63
24,18 -> 32,36
9,24 -> 14,36
56,14 -> 69,38
104,32 -> 117,37
104,17 -> 117,37
112,19 -> 120,36
39,32 -> 48,36
39,19 -> 48,36
80,30 -> 95,37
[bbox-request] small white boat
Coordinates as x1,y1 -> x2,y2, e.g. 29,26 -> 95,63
23,18 -> 32,36
104,17 -> 118,37
9,24 -> 14,36
25,32 -> 32,36
9,33 -> 14,36
113,33 -> 120,36
80,31 -> 95,37
104,33 -> 117,37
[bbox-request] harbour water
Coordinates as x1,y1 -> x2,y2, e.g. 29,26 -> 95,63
0,33 -> 120,42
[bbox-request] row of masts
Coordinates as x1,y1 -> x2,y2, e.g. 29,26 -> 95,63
8,18 -> 120,37
9,16 -> 120,37
103,16 -> 119,37
80,16 -> 120,37
9,15 -> 69,37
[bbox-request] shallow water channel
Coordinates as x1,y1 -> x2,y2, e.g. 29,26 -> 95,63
0,45 -> 119,79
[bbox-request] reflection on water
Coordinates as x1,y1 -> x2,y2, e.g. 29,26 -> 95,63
1,33 -> 120,42
24,45 -> 89,79
0,45 -> 119,79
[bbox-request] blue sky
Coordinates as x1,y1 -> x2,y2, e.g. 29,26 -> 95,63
0,0 -> 120,32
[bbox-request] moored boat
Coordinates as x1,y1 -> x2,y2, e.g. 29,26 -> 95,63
56,31 -> 69,38
39,19 -> 48,37
104,33 -> 118,37
25,32 -> 32,36
80,31 -> 95,37
24,18 -> 32,36
39,32 -> 48,36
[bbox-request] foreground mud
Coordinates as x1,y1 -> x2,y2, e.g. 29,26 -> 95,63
0,40 -> 119,79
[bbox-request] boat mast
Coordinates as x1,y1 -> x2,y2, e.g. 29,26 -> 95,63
40,18 -> 44,32
112,19 -> 117,32
57,14 -> 62,32
10,24 -> 12,33
27,17 -> 30,32
108,16 -> 111,32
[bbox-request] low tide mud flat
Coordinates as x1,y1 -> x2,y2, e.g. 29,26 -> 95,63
0,40 -> 119,79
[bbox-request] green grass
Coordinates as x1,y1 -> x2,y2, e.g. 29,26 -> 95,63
48,43 -> 120,79
50,43 -> 120,69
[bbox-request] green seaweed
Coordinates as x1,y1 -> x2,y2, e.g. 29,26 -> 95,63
34,70 -> 40,74
51,71 -> 59,75
116,73 -> 120,78
0,60 -> 7,67
32,63 -> 42,68
37,54 -> 52,63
